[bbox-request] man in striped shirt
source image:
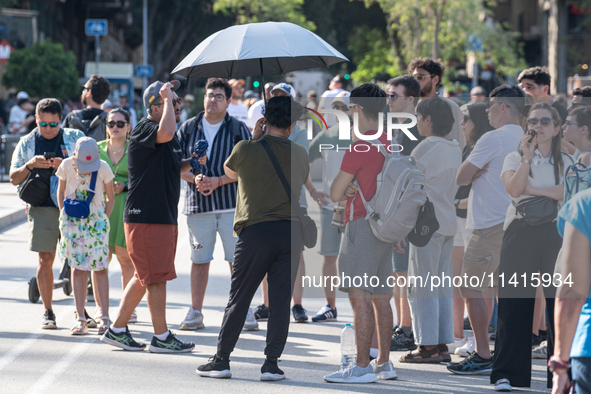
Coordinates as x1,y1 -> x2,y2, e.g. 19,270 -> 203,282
177,78 -> 251,330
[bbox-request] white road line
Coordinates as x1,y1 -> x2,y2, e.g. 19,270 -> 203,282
25,338 -> 95,394
0,333 -> 42,372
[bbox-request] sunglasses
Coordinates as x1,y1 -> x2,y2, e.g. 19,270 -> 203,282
386,93 -> 400,101
39,122 -> 59,128
462,114 -> 470,123
107,121 -> 129,129
414,74 -> 436,82
331,104 -> 349,111
527,117 -> 554,126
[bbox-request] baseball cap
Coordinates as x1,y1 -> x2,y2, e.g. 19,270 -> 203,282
143,80 -> 181,109
17,91 -> 29,100
75,137 -> 101,173
271,83 -> 296,98
332,91 -> 351,106
229,79 -> 245,88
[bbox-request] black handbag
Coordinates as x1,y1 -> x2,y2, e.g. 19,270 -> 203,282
408,198 -> 440,247
19,131 -> 63,206
260,138 -> 318,248
513,196 -> 558,226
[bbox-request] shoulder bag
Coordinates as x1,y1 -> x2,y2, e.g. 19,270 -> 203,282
63,171 -> 98,219
19,132 -> 62,206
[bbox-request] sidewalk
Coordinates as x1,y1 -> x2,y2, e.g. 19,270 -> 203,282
0,182 -> 27,231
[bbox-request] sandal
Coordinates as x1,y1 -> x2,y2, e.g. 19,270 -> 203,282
71,317 -> 89,335
94,307 -> 103,323
128,310 -> 138,324
438,344 -> 452,363
98,316 -> 111,335
399,345 -> 442,363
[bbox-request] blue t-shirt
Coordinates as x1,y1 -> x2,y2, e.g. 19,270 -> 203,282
557,188 -> 591,358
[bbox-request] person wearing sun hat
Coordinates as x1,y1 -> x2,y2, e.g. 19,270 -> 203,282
227,78 -> 248,122
56,136 -> 115,335
101,79 -> 200,353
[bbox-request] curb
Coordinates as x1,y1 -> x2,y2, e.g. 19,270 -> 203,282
0,208 -> 26,231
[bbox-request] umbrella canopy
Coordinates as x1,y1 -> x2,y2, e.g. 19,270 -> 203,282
172,21 -> 348,79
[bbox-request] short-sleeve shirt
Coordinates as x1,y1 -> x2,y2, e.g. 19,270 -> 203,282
501,151 -> 575,230
465,124 -> 524,230
56,157 -> 114,203
227,102 -> 249,123
556,188 -> 591,358
124,117 -> 182,225
225,134 -> 309,236
340,133 -> 388,223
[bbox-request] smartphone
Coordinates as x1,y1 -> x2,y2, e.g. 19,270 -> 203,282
44,152 -> 56,160
528,130 -> 537,143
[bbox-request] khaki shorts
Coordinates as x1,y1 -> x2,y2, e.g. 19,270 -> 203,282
461,222 -> 504,290
28,206 -> 60,253
124,223 -> 178,286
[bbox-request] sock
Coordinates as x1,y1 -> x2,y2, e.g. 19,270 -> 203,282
111,326 -> 126,334
154,330 -> 170,341
401,325 -> 412,337
455,337 -> 464,342
194,309 -> 201,315
369,348 -> 379,359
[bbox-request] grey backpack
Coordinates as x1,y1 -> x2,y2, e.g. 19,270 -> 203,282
68,110 -> 107,142
351,142 -> 427,243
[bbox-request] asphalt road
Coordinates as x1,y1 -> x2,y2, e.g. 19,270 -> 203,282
0,200 -> 550,393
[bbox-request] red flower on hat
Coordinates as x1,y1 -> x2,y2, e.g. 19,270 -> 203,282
86,155 -> 92,161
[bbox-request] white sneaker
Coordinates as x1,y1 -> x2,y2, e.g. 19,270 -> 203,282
532,341 -> 547,359
455,336 -> 475,357
324,363 -> 377,383
180,307 -> 205,330
494,378 -> 512,392
448,337 -> 467,354
370,359 -> 398,380
243,308 -> 260,331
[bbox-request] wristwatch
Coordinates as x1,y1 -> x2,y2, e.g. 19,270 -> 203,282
521,157 -> 532,165
454,199 -> 461,209
548,355 -> 570,373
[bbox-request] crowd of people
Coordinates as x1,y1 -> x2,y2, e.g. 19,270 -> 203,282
7,60 -> 591,393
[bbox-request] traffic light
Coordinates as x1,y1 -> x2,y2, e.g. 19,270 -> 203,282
344,74 -> 350,80
253,81 -> 260,88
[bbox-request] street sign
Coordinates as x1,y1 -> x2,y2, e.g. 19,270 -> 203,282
85,19 -> 108,36
135,65 -> 154,78
467,35 -> 483,52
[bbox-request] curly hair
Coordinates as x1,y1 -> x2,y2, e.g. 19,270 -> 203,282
517,67 -> 551,87
408,57 -> 445,79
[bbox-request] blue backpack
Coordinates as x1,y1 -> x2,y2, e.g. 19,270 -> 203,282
564,162 -> 591,204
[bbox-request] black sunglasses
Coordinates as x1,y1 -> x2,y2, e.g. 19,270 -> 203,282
107,121 -> 129,129
39,122 -> 59,128
331,104 -> 349,111
386,93 -> 400,101
527,117 -> 554,126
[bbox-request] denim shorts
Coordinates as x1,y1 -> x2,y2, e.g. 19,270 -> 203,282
186,211 -> 237,264
319,207 -> 342,256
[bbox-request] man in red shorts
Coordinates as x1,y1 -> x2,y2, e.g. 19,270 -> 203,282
101,80 -> 200,353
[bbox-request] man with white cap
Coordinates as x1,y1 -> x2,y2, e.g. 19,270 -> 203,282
227,79 -> 248,123
246,82 -> 275,131
101,80 -> 198,353
9,91 -> 35,134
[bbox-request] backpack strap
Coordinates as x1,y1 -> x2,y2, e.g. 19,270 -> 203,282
85,171 -> 98,203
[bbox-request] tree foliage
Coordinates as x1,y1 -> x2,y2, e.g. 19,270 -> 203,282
358,0 -> 526,83
213,0 -> 316,31
2,40 -> 79,99
349,26 -> 400,82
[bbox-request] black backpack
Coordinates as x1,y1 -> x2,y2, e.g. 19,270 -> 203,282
68,110 -> 107,141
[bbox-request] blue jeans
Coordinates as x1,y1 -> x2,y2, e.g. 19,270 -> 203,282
572,357 -> 591,394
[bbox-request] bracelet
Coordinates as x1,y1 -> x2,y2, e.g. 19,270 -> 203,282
218,177 -> 223,188
25,164 -> 33,172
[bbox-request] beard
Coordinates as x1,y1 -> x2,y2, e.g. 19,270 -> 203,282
420,83 -> 433,97
81,93 -> 87,106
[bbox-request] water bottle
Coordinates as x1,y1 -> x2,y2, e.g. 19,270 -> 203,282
340,323 -> 356,370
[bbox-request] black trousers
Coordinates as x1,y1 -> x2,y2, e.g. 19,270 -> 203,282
491,219 -> 562,388
216,220 -> 302,359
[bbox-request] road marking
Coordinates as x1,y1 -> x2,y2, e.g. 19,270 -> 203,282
0,333 -> 42,372
25,338 -> 95,394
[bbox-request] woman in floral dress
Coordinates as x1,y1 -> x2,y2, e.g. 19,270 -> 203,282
56,137 -> 115,335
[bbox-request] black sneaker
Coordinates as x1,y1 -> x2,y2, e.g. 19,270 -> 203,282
292,304 -> 308,323
532,333 -> 544,347
196,355 -> 232,378
447,351 -> 493,375
41,309 -> 57,329
254,304 -> 269,321
149,331 -> 195,353
260,357 -> 285,381
390,327 -> 417,351
100,327 -> 146,351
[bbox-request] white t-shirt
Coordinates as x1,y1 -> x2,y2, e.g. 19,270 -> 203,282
9,105 -> 29,134
466,123 -> 524,230
411,136 -> 462,236
501,151 -> 575,230
202,117 -> 224,148
228,102 -> 248,123
246,99 -> 264,130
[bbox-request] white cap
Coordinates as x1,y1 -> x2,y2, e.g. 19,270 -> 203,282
17,91 -> 29,100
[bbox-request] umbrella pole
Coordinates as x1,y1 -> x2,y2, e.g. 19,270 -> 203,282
260,58 -> 266,104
